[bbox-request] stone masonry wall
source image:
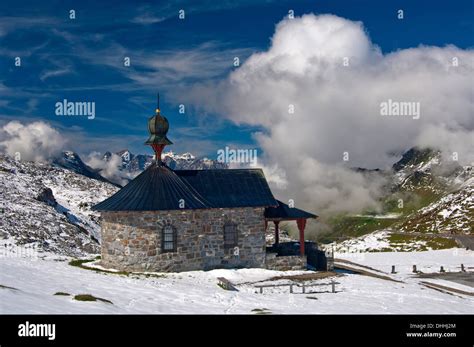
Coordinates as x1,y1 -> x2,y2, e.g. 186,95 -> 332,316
265,253 -> 307,271
100,207 -> 266,272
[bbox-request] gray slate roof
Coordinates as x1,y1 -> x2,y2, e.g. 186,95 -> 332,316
176,169 -> 278,208
264,200 -> 318,220
92,163 -> 278,211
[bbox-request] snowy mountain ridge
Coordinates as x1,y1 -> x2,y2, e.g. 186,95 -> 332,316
0,148 -> 227,256
103,149 -> 227,182
0,154 -> 118,256
53,151 -> 115,185
390,148 -> 473,234
1,146 -> 472,258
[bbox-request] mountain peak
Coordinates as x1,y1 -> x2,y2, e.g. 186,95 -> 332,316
164,151 -> 195,160
393,147 -> 440,172
103,149 -> 227,174
53,151 -> 115,185
116,149 -> 130,155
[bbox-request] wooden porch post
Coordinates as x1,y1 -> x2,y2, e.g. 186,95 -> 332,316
273,221 -> 280,246
296,218 -> 306,256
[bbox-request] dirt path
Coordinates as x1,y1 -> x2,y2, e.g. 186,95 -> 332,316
420,281 -> 474,297
417,271 -> 474,288
452,235 -> 474,250
333,260 -> 404,283
334,258 -> 388,274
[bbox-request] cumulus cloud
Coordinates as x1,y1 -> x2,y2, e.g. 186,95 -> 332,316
259,163 -> 288,190
175,14 -> 474,214
0,121 -> 66,161
85,152 -> 129,186
415,123 -> 474,164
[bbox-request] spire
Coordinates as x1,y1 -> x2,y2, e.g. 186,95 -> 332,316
145,93 -> 173,163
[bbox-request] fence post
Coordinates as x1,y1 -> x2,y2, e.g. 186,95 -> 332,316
412,265 -> 417,273
290,284 -> 293,293
440,266 -> 445,273
461,264 -> 465,272
302,283 -> 305,294
331,280 -> 335,293
259,287 -> 263,294
391,265 -> 396,274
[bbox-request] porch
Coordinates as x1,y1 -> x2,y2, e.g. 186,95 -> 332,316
264,200 -> 325,270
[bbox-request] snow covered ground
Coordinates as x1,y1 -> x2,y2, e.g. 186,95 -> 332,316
328,230 -> 393,252
1,244 -> 473,314
0,154 -> 118,255
326,229 -> 463,253
335,248 -> 473,275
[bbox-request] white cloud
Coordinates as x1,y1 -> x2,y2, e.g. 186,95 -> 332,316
84,152 -> 128,186
0,16 -> 58,38
0,121 -> 66,162
39,63 -> 73,81
131,13 -> 165,25
122,43 -> 253,88
176,14 -> 474,214
415,123 -> 474,164
260,163 -> 288,190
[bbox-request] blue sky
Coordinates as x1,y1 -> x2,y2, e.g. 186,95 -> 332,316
0,0 -> 472,158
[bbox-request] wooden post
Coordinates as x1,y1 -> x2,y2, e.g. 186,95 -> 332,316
461,264 -> 465,272
440,266 -> 445,273
296,218 -> 306,256
290,284 -> 293,293
302,283 -> 305,294
331,280 -> 335,293
259,287 -> 263,294
391,265 -> 396,274
273,221 -> 280,246
412,265 -> 417,273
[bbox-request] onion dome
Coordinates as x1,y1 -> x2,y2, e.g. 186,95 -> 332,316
145,94 -> 173,163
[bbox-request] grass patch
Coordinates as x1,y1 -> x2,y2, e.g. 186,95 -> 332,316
319,215 -> 400,243
269,272 -> 338,282
54,292 -> 71,296
68,258 -> 129,276
377,247 -> 395,252
68,258 -> 96,267
138,273 -> 167,279
318,187 -> 442,244
382,188 -> 441,215
388,234 -> 458,251
251,308 -> 272,315
425,237 -> 458,250
68,258 -> 167,279
319,178 -> 445,243
73,294 -> 113,304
